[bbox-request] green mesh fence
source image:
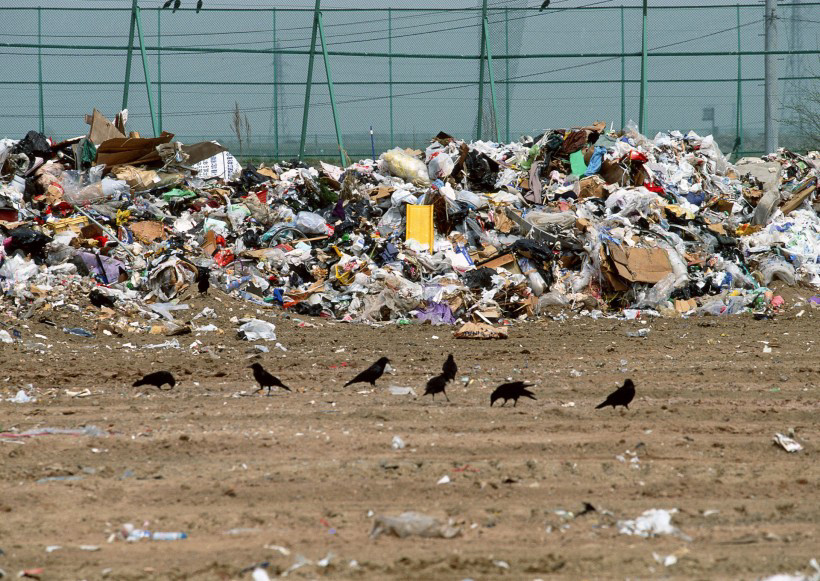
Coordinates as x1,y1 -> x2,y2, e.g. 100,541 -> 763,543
1,2 -> 818,161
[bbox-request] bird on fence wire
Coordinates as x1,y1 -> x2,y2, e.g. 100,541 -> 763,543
162,0 -> 201,13
540,0 -> 551,11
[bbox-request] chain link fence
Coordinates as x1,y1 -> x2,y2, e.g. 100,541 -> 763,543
1,2 -> 818,161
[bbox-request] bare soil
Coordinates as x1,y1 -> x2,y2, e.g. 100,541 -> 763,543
0,289 -> 818,580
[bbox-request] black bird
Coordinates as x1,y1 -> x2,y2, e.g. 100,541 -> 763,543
250,362 -> 291,396
173,0 -> 181,13
539,0 -> 550,11
490,381 -> 536,407
89,288 -> 117,309
424,374 -> 450,402
196,0 -> 203,13
133,370 -> 176,391
162,0 -> 173,8
344,357 -> 390,387
442,354 -> 457,383
197,267 -> 210,294
595,379 -> 635,410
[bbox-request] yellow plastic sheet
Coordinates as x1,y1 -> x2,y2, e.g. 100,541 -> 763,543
405,204 -> 434,253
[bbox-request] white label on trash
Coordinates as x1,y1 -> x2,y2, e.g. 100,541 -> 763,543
193,151 -> 242,180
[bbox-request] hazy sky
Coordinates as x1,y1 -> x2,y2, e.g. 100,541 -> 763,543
1,0 -> 818,156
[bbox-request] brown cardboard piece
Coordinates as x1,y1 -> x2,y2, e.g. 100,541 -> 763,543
95,132 -> 175,170
780,179 -> 817,216
579,175 -> 606,199
606,242 -> 673,284
675,298 -> 698,313
480,253 -> 522,275
85,109 -> 125,145
453,322 -> 508,340
130,221 -> 166,243
181,141 -> 229,166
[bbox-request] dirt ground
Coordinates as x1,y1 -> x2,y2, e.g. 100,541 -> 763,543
0,289 -> 818,581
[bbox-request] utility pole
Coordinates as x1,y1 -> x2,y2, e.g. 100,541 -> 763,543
764,0 -> 779,153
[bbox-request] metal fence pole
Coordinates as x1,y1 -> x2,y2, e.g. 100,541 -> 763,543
764,0 -> 779,152
157,8 -> 163,134
638,0 -> 648,135
505,6 -> 510,144
735,5 -> 743,157
476,0 -> 488,141
483,16 -> 501,143
135,5 -> 158,137
620,5 -> 625,130
317,11 -> 346,166
122,0 -> 138,111
37,7 -> 44,133
389,7 -> 394,148
273,8 -> 279,159
298,0 -> 321,160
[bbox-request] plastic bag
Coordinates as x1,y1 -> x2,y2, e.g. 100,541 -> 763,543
370,512 -> 461,539
294,211 -> 328,235
381,148 -> 431,187
759,255 -> 796,286
427,152 -> 455,180
635,272 -> 677,309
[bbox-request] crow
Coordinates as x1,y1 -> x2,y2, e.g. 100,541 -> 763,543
89,288 -> 117,309
441,354 -> 457,383
173,0 -> 181,12
133,370 -> 176,390
197,267 -> 210,294
490,381 -> 536,407
250,362 -> 291,396
162,0 -> 173,8
344,357 -> 390,387
196,0 -> 203,13
539,0 -> 550,11
595,379 -> 635,410
424,373 -> 450,402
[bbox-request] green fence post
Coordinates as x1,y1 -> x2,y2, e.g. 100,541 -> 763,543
476,0 -> 488,141
317,11 -> 345,166
389,7 -> 394,149
122,0 -> 138,111
735,4 -> 743,157
37,7 -> 44,133
157,8 -> 162,133
620,5 -> 625,130
483,16 -> 501,143
638,0 -> 648,135
299,0 -> 321,160
135,5 -> 158,137
273,8 -> 279,160
505,6 -> 510,144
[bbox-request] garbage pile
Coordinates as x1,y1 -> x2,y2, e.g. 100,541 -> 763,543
1,110 -> 818,329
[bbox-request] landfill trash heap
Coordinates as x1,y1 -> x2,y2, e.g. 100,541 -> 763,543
1,111 -> 818,329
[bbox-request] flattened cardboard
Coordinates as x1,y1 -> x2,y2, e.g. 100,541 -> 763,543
96,132 -> 175,169
606,242 -> 673,284
130,221 -> 166,243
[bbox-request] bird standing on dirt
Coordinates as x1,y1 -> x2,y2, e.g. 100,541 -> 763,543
595,379 -> 635,410
424,374 -> 450,402
344,357 -> 390,387
250,362 -> 291,396
89,288 -> 117,309
441,354 -> 457,383
197,267 -> 210,294
490,381 -> 536,407
133,370 -> 176,391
